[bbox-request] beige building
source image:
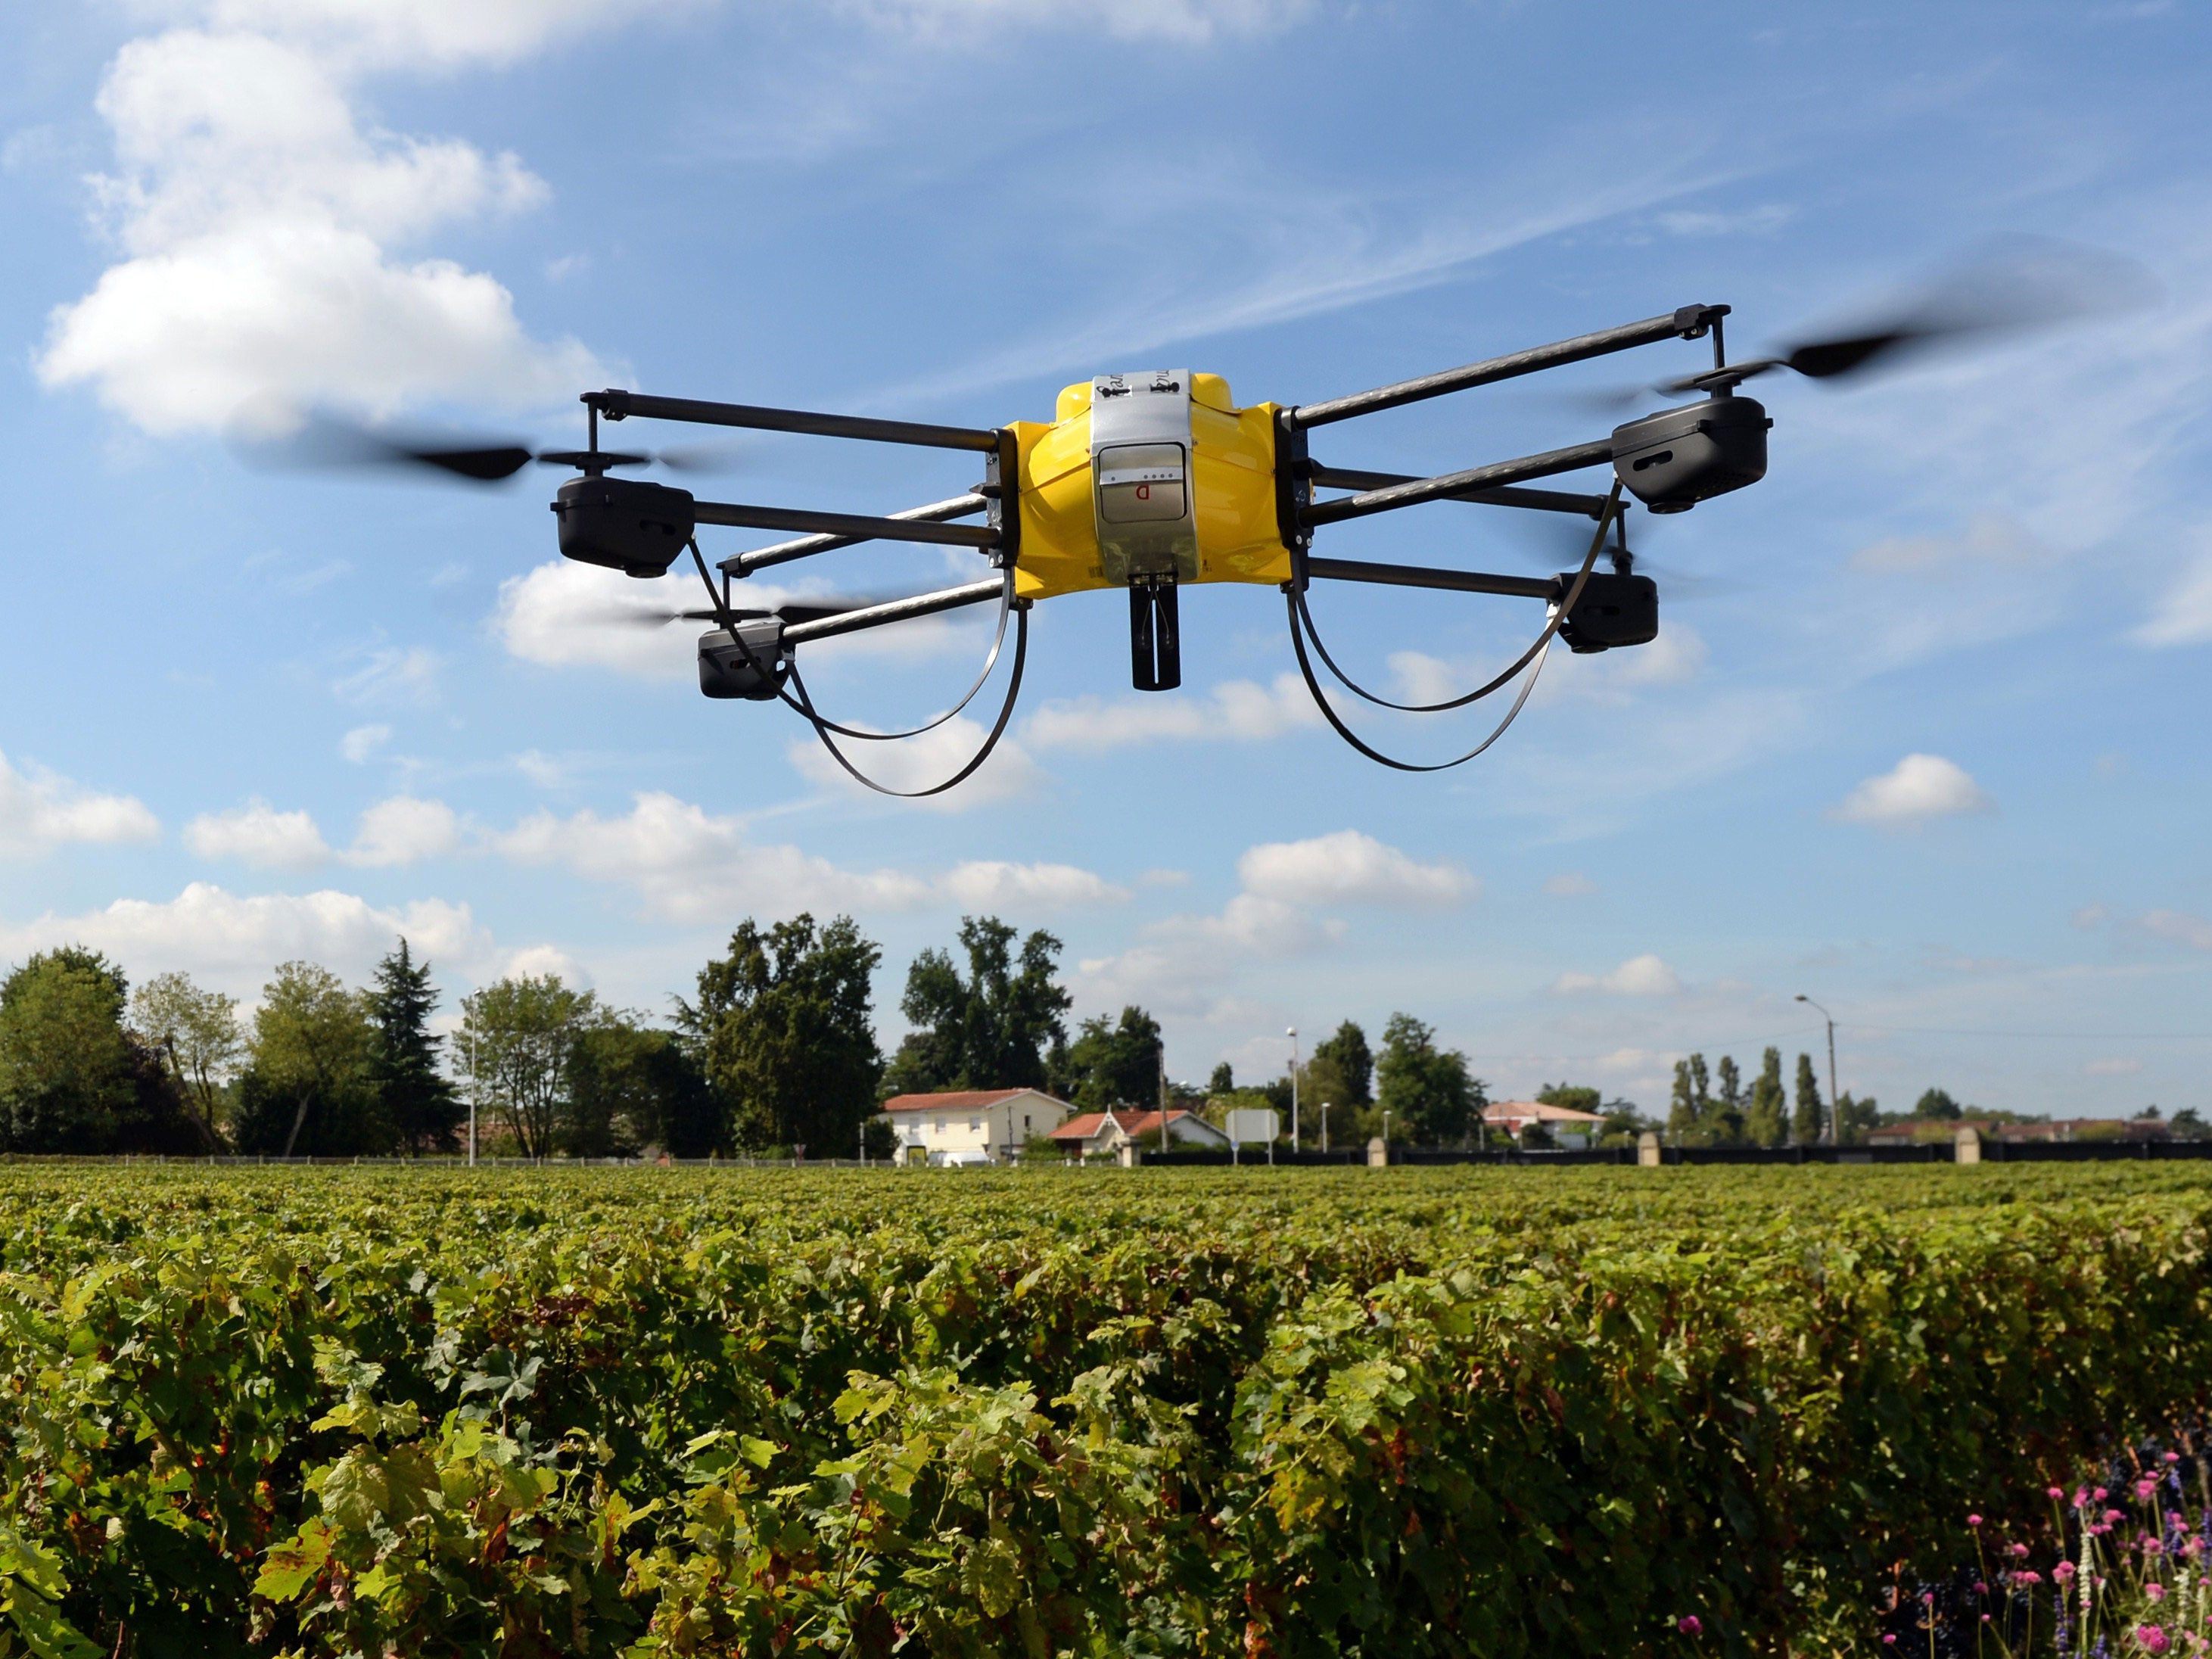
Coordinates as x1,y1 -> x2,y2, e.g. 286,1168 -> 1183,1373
1049,1108 -> 1230,1156
881,1088 -> 1070,1166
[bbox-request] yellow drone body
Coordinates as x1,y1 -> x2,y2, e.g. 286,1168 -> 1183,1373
1008,371 -> 1291,602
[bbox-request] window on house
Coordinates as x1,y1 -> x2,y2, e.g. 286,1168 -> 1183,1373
969,1117 -> 981,1131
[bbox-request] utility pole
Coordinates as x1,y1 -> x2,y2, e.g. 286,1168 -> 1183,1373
1795,994 -> 1838,1145
1287,1026 -> 1300,1153
1321,1102 -> 1330,1156
466,1030 -> 478,1168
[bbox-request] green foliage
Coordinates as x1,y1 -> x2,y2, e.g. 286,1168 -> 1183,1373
366,940 -> 462,1155
685,914 -> 882,1155
129,970 -> 240,1152
1206,1060 -> 1234,1094
1375,1013 -> 1482,1144
1794,1051 -> 1825,1144
1052,1004 -> 1162,1112
460,973 -> 598,1159
881,917 -> 1070,1097
1835,1091 -> 1883,1144
1746,1047 -> 1787,1147
1535,1082 -> 1601,1115
1914,1086 -> 1964,1121
0,949 -> 145,1154
565,1019 -> 715,1158
234,961 -> 381,1158
6,1163 -> 2212,1657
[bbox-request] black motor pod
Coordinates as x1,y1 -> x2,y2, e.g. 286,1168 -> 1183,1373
1610,396 -> 1770,513
1556,571 -> 1658,654
698,623 -> 786,700
551,476 -> 695,577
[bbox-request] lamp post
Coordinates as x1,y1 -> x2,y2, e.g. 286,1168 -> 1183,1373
1794,994 -> 1837,1145
1287,1026 -> 1300,1153
465,1029 -> 478,1168
1321,1102 -> 1330,1156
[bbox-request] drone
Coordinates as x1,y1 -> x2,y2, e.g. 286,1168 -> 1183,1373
311,245 -> 2127,795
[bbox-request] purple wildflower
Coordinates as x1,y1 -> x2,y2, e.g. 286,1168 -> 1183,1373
1678,1616 -> 1703,1636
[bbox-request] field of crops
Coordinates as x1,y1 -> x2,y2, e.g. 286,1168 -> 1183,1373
4,1163 -> 2210,1658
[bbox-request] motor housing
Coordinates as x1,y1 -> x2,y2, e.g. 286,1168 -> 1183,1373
552,476 -> 696,577
698,621 -> 787,700
1610,396 -> 1770,513
1556,571 -> 1659,654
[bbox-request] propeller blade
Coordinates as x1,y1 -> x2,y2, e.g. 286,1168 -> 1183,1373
652,443 -> 749,475
241,413 -> 540,483
534,449 -> 652,472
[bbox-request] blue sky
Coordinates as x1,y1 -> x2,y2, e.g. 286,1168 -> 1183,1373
1,0 -> 2207,1117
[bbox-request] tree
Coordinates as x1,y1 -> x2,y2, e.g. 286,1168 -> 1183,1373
1535,1082 -> 1602,1115
881,917 -> 1070,1096
1669,1054 -> 1713,1144
462,975 -> 599,1159
1206,1061 -> 1234,1094
1054,1007 -> 1163,1114
1374,1013 -> 1482,1144
1835,1092 -> 1882,1144
1306,1020 -> 1374,1149
565,1017 -> 714,1158
1912,1087 -> 1962,1121
130,970 -> 241,1150
1792,1052 -> 1824,1144
1745,1047 -> 1787,1147
2170,1107 -> 2208,1142
367,940 -> 462,1154
0,949 -> 144,1153
685,914 -> 882,1154
235,962 -> 381,1157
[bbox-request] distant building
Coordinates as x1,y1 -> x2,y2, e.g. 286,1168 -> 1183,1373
880,1088 -> 1070,1166
1482,1100 -> 1606,1148
1049,1107 -> 1230,1157
1866,1116 -> 2008,1146
1996,1116 -> 2170,1144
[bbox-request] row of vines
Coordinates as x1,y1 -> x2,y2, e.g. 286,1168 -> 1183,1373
3,1164 -> 2210,1657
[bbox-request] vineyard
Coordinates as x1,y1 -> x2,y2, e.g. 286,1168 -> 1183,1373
4,1164 -> 2211,1658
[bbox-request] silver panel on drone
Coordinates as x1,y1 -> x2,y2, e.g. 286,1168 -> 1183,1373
1090,370 -> 1199,587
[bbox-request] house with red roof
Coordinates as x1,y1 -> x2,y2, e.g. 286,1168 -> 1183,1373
1047,1107 -> 1229,1157
879,1088 -> 1071,1166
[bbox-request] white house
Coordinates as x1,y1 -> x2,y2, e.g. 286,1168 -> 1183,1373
880,1088 -> 1070,1166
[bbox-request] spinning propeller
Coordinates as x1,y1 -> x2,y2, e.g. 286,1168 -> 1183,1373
240,412 -> 743,481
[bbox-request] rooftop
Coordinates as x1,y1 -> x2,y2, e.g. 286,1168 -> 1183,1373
882,1088 -> 1068,1114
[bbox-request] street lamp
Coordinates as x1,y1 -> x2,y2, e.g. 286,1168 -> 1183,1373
465,1029 -> 478,1168
1794,994 -> 1838,1145
1287,1026 -> 1300,1153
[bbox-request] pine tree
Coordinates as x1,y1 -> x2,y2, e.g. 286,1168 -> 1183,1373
369,939 -> 462,1154
1793,1052 -> 1823,1144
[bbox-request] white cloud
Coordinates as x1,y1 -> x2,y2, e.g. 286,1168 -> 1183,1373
184,800 -> 331,869
1831,753 -> 1996,826
838,0 -> 1311,43
340,723 -> 390,764
348,795 -> 462,867
493,561 -> 697,680
2084,1057 -> 2144,1076
937,861 -> 1128,911
0,882 -> 484,1000
786,717 -> 1043,811
2134,540 -> 2212,647
333,646 -> 441,709
1074,893 -> 1328,1019
2142,910 -> 2212,951
495,790 -> 933,923
1025,674 -> 1318,751
0,752 -> 160,859
2072,903 -> 2110,929
37,23 -> 605,435
178,0 -> 680,70
1237,830 -> 1476,908
1552,954 -> 1682,998
498,942 -> 586,985
1545,872 -> 1598,898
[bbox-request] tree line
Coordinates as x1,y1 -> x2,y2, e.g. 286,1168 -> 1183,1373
0,911 -> 1520,1159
